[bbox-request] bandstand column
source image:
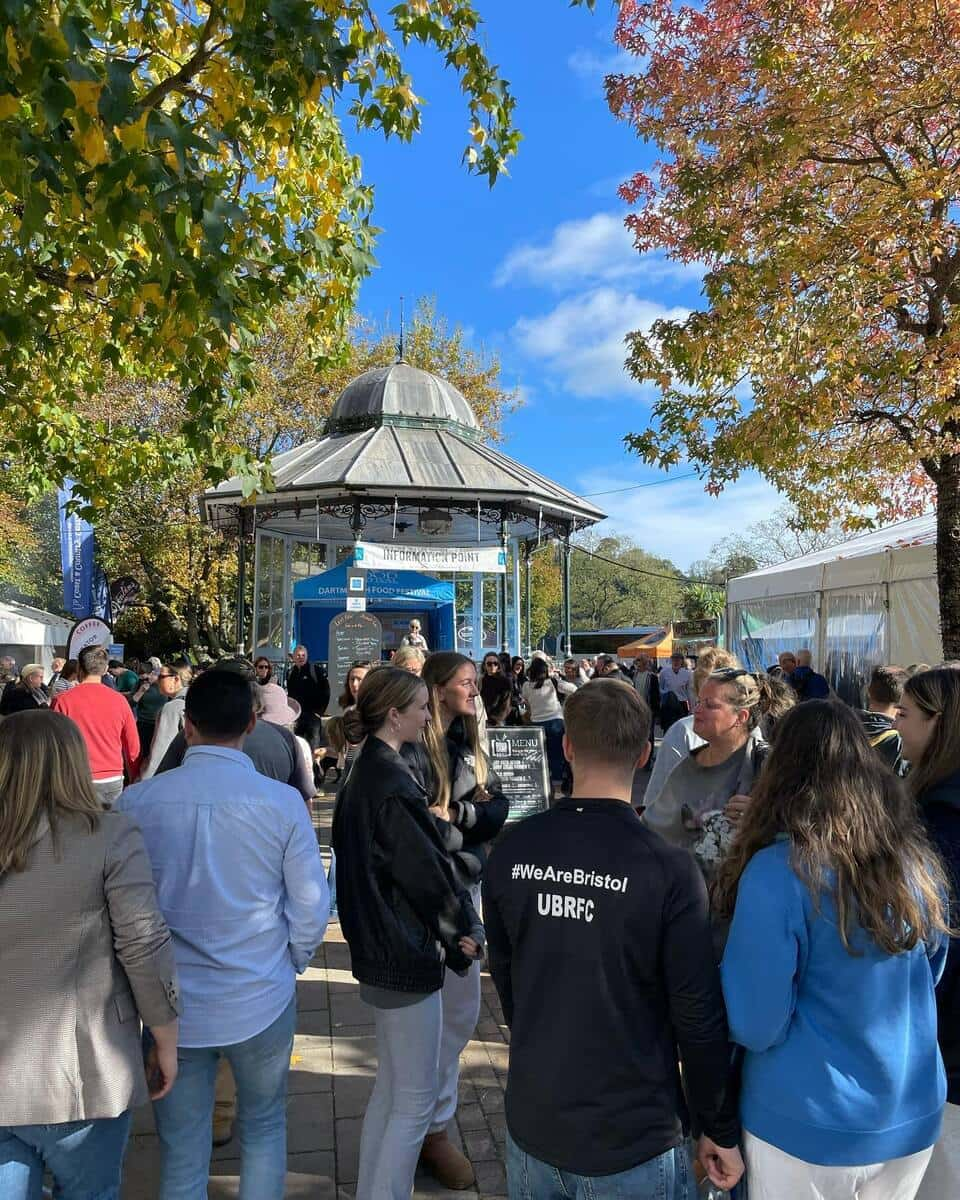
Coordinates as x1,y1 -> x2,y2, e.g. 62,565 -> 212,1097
524,542 -> 532,655
499,512 -> 509,653
561,531 -> 572,659
511,536 -> 522,657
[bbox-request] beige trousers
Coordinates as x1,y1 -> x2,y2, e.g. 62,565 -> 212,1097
744,1130 -> 933,1200
915,1102 -> 960,1199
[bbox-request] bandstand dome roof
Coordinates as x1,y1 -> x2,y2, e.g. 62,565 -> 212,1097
202,360 -> 606,545
329,362 -> 479,433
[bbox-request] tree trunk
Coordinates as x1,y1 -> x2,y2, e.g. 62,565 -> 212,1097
935,454 -> 960,658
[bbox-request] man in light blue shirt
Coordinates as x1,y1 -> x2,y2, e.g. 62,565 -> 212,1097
119,669 -> 328,1200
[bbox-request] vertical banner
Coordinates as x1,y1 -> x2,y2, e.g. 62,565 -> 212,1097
58,480 -> 112,621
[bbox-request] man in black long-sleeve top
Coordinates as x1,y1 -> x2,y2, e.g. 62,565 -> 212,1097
286,644 -> 330,747
483,678 -> 743,1198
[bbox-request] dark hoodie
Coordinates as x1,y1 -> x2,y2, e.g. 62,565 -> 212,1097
918,769 -> 960,1103
790,665 -> 830,700
856,709 -> 905,776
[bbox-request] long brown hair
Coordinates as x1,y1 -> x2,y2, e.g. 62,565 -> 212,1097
714,700 -> 950,956
903,668 -> 960,799
342,666 -> 425,745
0,710 -> 101,873
338,660 -> 371,710
421,652 -> 487,814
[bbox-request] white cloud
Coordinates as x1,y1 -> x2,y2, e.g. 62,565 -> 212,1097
567,45 -> 637,82
511,287 -> 688,398
575,471 -> 783,568
494,212 -> 702,291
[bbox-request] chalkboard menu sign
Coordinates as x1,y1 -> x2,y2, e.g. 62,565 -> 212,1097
327,611 -> 383,713
488,726 -> 551,822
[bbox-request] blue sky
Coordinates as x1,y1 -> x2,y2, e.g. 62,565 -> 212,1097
351,2 -> 779,570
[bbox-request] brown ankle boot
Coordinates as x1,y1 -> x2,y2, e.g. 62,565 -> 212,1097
418,1131 -> 475,1190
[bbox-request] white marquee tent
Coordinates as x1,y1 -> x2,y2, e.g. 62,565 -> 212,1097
726,514 -> 940,704
0,601 -> 72,672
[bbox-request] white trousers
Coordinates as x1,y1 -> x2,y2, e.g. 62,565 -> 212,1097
744,1130 -> 933,1200
916,1101 -> 960,1198
430,957 -> 482,1134
357,992 -> 442,1200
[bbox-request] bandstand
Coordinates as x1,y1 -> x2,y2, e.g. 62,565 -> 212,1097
201,361 -> 606,663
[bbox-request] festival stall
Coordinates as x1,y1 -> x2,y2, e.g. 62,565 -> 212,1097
293,559 -> 456,659
0,601 -> 72,672
726,514 -> 940,704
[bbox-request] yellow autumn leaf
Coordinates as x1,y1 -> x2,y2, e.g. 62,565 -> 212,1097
141,283 -> 164,306
115,110 -> 150,151
5,27 -> 20,73
69,80 -> 103,118
0,92 -> 18,119
77,121 -> 108,166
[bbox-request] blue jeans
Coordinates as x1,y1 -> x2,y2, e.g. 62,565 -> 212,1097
534,718 -> 566,785
151,997 -> 296,1200
0,1111 -> 132,1200
506,1132 -> 698,1200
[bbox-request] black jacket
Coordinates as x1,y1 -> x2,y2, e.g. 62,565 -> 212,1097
856,709 -> 905,776
0,683 -> 46,715
332,736 -> 483,993
402,717 -> 509,886
483,797 -> 740,1176
919,769 -> 960,1103
287,661 -> 330,717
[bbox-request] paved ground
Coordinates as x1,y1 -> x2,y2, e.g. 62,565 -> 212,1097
122,765 -> 652,1198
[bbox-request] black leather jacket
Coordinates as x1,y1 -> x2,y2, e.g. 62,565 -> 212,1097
332,735 -> 483,993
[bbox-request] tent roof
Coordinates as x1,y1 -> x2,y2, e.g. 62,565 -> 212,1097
0,601 -> 72,645
727,513 -> 936,602
293,560 -> 455,607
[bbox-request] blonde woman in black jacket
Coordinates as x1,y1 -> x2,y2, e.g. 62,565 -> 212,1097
403,651 -> 509,1189
331,667 -> 483,1200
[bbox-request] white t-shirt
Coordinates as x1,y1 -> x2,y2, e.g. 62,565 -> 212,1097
659,665 -> 693,704
522,677 -> 575,722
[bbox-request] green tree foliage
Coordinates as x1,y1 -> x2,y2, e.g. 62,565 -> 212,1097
9,299 -> 517,656
568,532 -> 683,630
0,1 -> 521,510
609,0 -> 960,650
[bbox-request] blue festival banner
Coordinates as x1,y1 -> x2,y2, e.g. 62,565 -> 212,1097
58,480 -> 111,622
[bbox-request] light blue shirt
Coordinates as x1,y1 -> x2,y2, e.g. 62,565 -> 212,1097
119,745 -> 329,1047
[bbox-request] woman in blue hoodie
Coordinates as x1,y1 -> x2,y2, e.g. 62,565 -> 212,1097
716,700 -> 950,1199
897,667 -> 960,1198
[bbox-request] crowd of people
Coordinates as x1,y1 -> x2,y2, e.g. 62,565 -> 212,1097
0,625 -> 958,1200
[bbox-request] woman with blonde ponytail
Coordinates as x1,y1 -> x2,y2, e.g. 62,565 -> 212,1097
332,667 -> 483,1200
403,652 -> 508,1190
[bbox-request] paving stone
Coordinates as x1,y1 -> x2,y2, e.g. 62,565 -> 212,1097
478,1087 -> 505,1114
456,1101 -> 488,1131
287,1091 -> 336,1154
333,1072 -> 374,1119
474,1159 -> 508,1194
463,1130 -> 497,1160
335,1115 -> 363,1184
330,1033 -> 377,1076
298,1006 -> 332,1036
330,990 -> 375,1028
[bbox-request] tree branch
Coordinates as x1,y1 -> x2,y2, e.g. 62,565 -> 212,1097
138,7 -> 224,112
